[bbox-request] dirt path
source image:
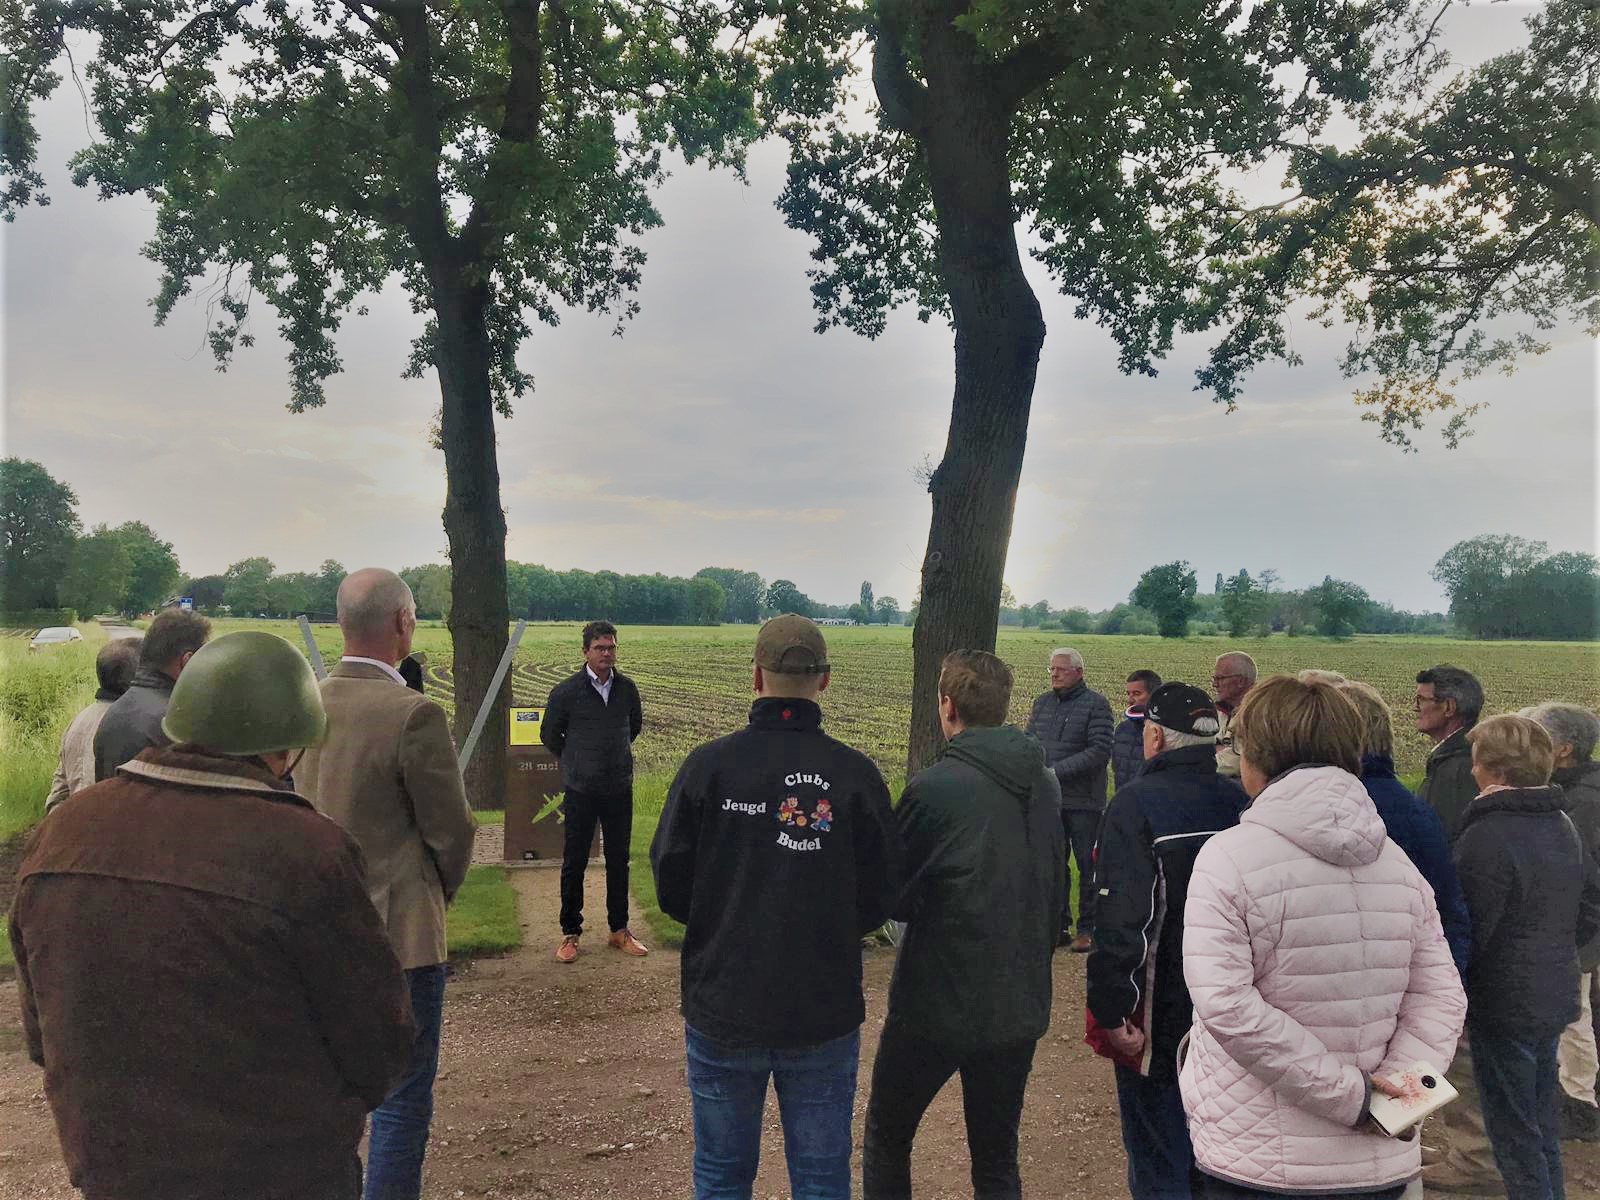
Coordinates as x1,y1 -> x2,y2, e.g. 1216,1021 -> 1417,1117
4,869 -> 1599,1198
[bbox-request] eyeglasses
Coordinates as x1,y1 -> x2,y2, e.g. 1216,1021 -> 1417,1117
1211,673 -> 1244,684
1412,695 -> 1447,710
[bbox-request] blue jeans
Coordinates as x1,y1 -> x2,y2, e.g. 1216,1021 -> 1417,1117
684,1024 -> 860,1200
367,964 -> 447,1200
1114,1065 -> 1193,1200
1063,809 -> 1101,935
1471,1024 -> 1565,1200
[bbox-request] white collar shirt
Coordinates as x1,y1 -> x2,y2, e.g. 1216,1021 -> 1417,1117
341,655 -> 407,686
586,664 -> 614,704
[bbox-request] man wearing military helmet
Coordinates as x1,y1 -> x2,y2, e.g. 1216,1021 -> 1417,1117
9,631 -> 415,1200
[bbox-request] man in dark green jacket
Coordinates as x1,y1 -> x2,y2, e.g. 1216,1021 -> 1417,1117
863,650 -> 1065,1200
1414,664 -> 1483,844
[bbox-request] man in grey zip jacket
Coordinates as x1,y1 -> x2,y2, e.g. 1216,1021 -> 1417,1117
1026,646 -> 1113,951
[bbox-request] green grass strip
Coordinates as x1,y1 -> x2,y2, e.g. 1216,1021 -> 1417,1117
446,865 -> 521,957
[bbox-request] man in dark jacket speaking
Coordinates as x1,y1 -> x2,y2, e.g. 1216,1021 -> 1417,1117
542,620 -> 647,962
863,650 -> 1065,1200
651,614 -> 900,1200
1087,682 -> 1245,1200
1026,646 -> 1113,951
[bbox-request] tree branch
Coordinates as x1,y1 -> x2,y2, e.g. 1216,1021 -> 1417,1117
151,0 -> 253,70
991,34 -> 1071,111
871,0 -> 928,138
462,0 -> 545,265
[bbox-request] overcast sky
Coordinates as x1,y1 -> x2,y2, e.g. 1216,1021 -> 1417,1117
2,3 -> 1593,614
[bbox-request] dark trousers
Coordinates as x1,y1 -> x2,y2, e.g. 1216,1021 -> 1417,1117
558,787 -> 633,936
1473,1023 -> 1565,1200
1062,809 -> 1101,934
1196,1177 -> 1402,1200
862,1016 -> 1037,1199
1114,1065 -> 1193,1199
366,963 -> 447,1200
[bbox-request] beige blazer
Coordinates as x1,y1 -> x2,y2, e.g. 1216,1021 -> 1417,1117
298,661 -> 476,969
45,699 -> 115,812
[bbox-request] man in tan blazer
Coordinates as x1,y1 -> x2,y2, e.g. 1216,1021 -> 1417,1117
297,567 -> 476,1200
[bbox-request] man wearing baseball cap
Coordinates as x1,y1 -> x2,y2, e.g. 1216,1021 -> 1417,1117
1085,682 -> 1248,1199
651,614 -> 902,1200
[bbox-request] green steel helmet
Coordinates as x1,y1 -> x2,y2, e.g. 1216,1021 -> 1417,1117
162,631 -> 327,755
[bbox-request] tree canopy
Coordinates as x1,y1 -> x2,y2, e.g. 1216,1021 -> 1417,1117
1432,534 -> 1600,640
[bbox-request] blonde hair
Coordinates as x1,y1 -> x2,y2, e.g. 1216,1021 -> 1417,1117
1336,680 -> 1394,759
1468,714 -> 1555,788
1231,675 -> 1364,780
1298,669 -> 1348,685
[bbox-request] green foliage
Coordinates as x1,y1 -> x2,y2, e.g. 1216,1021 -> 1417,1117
445,866 -> 521,958
758,1 -> 1590,436
401,563 -> 453,621
1308,576 -> 1373,640
694,567 -> 765,624
59,525 -> 133,619
111,522 -> 182,615
1,458 -> 78,610
1132,562 -> 1199,639
222,557 -> 276,615
876,595 -> 901,626
0,632 -> 97,840
765,578 -> 813,617
1432,534 -> 1600,640
1220,570 -> 1269,638
183,574 -> 227,611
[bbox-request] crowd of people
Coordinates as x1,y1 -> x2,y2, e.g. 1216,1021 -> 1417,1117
9,588 -> 1600,1200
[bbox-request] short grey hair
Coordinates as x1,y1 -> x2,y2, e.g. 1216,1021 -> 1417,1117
1152,722 -> 1215,751
1216,651 -> 1257,681
337,568 -> 415,639
1050,647 -> 1084,670
1524,702 -> 1600,763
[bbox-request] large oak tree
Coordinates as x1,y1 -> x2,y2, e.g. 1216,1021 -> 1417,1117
3,0 -> 758,800
759,0 -> 1595,769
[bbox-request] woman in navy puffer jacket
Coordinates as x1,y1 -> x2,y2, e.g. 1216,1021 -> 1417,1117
1341,680 -> 1472,978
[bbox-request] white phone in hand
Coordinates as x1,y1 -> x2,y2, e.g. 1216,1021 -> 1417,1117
1367,1061 -> 1458,1137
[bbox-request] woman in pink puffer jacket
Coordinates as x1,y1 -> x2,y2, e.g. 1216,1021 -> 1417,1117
1180,676 -> 1467,1199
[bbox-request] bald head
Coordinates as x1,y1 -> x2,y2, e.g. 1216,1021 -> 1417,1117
338,568 -> 417,663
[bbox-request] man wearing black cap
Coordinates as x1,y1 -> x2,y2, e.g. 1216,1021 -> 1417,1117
651,614 -> 901,1200
1086,682 -> 1247,1200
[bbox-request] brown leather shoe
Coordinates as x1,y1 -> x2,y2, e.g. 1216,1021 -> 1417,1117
1070,933 -> 1094,954
555,934 -> 580,964
608,928 -> 648,957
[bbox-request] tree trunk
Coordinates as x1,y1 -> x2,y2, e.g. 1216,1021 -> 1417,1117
904,25 -> 1047,774
434,275 -> 511,809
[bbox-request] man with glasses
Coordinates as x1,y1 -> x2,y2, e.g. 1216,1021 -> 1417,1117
1027,648 -> 1113,952
1411,664 -> 1498,1197
1209,652 -> 1257,778
1414,664 -> 1484,844
542,619 -> 648,963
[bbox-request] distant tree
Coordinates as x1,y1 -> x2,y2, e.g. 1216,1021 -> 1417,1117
695,568 -> 766,624
860,581 -> 876,623
266,572 -> 315,618
1132,563 -> 1199,639
688,576 -> 725,626
1214,573 -> 1225,595
111,521 -> 181,615
876,596 -> 901,626
1431,534 -> 1548,638
1021,598 -> 1050,628
1,457 -> 79,609
61,525 -> 133,618
308,560 -> 346,621
1060,607 -> 1093,635
999,583 -> 1018,611
846,602 -> 869,625
403,565 -> 453,622
1220,570 -> 1267,638
1274,590 -> 1317,637
766,579 -> 813,618
184,574 -> 226,612
222,557 -> 275,615
1308,576 -> 1372,639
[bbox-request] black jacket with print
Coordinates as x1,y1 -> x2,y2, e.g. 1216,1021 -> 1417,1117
650,697 -> 902,1048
